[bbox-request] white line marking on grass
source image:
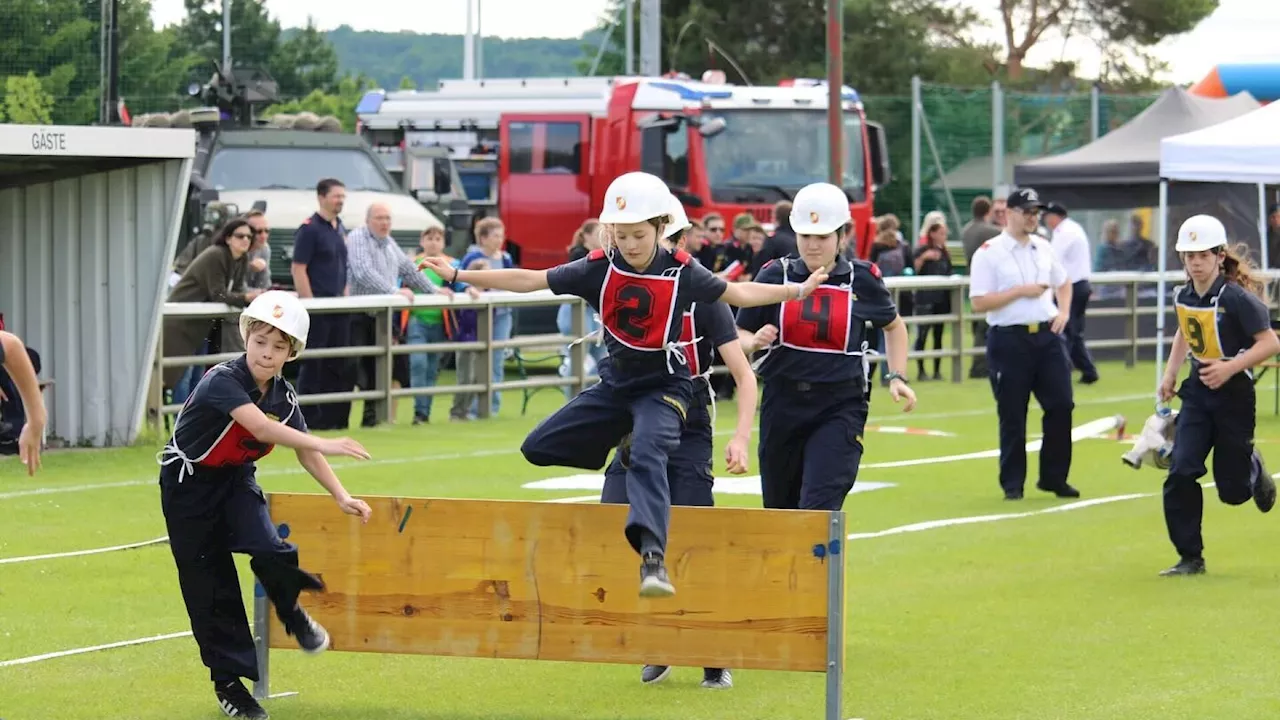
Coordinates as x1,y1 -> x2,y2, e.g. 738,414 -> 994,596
847,493 -> 1152,541
0,448 -> 520,501
0,631 -> 193,668
0,536 -> 169,565
862,415 -> 1122,470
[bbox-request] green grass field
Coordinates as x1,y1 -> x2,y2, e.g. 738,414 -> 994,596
5,360 -> 1280,720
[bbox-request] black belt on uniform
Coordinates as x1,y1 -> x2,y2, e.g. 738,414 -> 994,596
774,378 -> 860,393
990,322 -> 1051,334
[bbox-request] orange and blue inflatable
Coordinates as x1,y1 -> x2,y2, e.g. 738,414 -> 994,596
1190,63 -> 1280,103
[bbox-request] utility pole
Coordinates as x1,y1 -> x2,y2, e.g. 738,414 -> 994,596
222,0 -> 232,69
825,0 -> 843,185
638,0 -> 661,76
99,0 -> 121,124
464,0 -> 475,79
477,0 -> 484,79
624,0 -> 634,75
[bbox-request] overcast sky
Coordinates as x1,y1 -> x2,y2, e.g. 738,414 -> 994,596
149,0 -> 1280,85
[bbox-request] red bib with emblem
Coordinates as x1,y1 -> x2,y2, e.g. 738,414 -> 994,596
201,422 -> 277,466
779,284 -> 854,354
678,306 -> 699,373
599,264 -> 682,351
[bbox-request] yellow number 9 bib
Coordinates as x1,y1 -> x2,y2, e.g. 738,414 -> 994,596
1175,304 -> 1224,361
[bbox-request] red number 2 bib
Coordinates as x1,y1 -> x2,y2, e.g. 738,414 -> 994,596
599,264 -> 681,351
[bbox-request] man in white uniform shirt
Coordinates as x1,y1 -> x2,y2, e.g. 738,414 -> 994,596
1044,202 -> 1099,383
969,188 -> 1080,501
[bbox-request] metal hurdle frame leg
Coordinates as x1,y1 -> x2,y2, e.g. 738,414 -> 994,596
252,580 -> 271,700
825,511 -> 847,720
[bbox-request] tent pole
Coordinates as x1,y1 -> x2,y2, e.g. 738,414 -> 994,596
1259,183 -> 1269,271
1155,179 -> 1169,407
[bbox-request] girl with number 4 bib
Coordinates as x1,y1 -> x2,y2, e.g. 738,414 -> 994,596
157,291 -> 373,720
419,172 -> 828,598
1157,214 -> 1279,577
736,182 -> 917,511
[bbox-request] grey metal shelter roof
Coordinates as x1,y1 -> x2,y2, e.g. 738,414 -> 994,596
0,123 -> 194,448
1012,87 -> 1260,208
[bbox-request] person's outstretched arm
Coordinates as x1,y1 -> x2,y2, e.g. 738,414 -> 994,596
419,256 -> 549,293
1,331 -> 46,476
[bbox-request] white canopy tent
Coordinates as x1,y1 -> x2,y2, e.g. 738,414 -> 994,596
1155,100 -> 1280,398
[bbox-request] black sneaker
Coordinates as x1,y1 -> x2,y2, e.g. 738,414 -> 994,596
1252,451 -> 1275,513
1036,481 -> 1081,498
641,665 -> 672,684
701,668 -> 733,689
1159,557 -> 1206,576
617,433 -> 633,469
412,414 -> 429,425
215,679 -> 269,719
288,606 -> 330,654
639,552 -> 675,597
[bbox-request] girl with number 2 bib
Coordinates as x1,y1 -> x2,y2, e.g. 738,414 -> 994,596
418,172 -> 827,597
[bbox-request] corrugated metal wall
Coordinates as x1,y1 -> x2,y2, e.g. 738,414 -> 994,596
0,159 -> 191,446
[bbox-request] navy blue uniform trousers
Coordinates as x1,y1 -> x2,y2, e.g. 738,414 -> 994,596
758,380 -> 869,511
985,325 -> 1074,493
1164,381 -> 1260,559
160,469 -> 323,683
601,389 -> 715,508
1066,279 -> 1098,379
296,312 -> 353,430
521,372 -> 692,554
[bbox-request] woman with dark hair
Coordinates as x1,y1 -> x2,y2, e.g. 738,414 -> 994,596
912,220 -> 953,380
164,219 -> 264,402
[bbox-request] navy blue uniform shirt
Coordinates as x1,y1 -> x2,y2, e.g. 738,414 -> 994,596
548,247 -> 728,388
292,212 -> 348,298
737,257 -> 897,387
1174,276 -> 1271,397
161,355 -> 306,481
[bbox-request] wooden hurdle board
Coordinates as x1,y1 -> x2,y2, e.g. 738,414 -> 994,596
252,493 -> 847,719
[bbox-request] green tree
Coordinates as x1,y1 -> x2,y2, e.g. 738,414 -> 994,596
261,73 -> 376,132
998,0 -> 1217,84
3,72 -> 55,123
576,0 -> 991,91
271,18 -> 340,98
399,75 -> 417,90
117,1 -> 200,115
175,0 -> 280,74
0,0 -> 98,123
177,2 -> 342,101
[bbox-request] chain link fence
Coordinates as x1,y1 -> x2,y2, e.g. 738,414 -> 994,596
862,82 -> 1160,247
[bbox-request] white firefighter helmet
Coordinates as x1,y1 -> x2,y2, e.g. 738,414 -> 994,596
1175,214 -> 1228,253
662,193 -> 692,240
239,290 -> 310,361
599,172 -> 673,225
790,182 -> 852,235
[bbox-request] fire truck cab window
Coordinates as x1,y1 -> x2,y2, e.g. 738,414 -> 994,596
507,121 -> 582,175
640,122 -> 689,189
206,147 -> 394,192
702,110 -> 865,204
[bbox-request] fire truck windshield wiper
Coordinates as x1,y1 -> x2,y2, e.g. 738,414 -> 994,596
722,183 -> 793,201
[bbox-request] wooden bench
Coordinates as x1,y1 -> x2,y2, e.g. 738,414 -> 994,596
252,493 -> 848,719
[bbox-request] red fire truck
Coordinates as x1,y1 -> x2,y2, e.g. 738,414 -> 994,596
356,73 -> 890,270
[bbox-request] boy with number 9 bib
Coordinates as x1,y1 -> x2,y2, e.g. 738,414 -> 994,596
1157,215 -> 1280,576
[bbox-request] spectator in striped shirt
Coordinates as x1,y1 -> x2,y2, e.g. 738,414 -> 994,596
347,203 -> 449,426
